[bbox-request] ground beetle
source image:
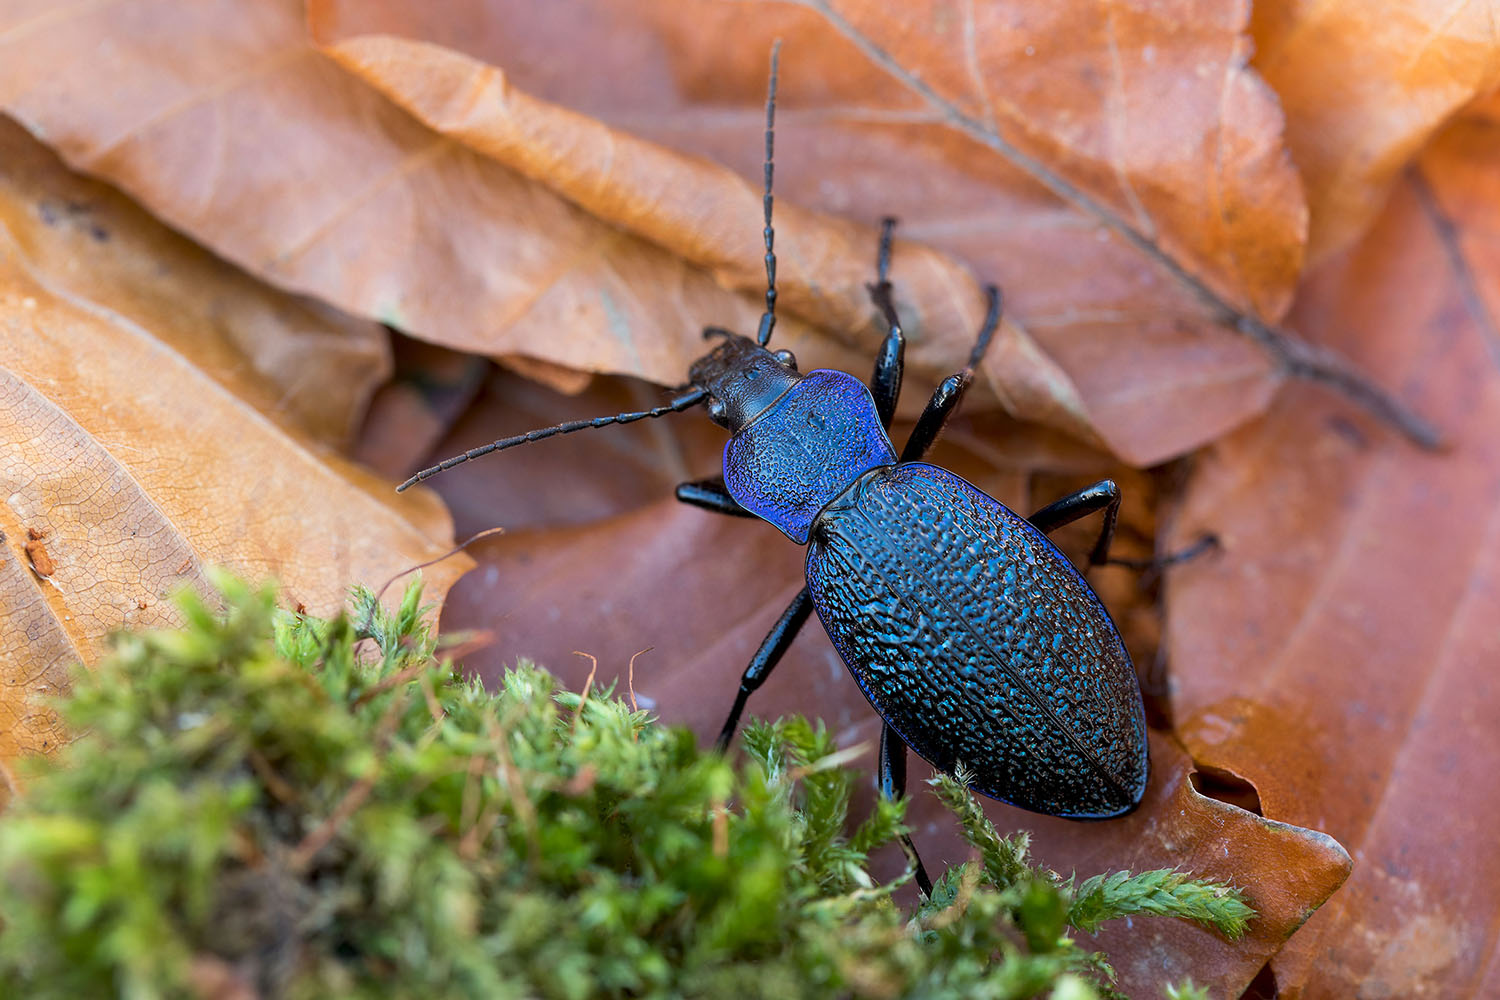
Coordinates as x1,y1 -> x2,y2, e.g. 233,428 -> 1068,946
398,46 -> 1212,895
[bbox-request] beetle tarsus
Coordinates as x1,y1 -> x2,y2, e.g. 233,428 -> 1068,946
897,283 -> 1004,463
1104,533 -> 1221,584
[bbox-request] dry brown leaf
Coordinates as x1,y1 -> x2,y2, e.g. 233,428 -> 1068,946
0,117 -> 389,446
1166,97 -> 1500,996
309,0 -> 1303,464
0,0 -> 790,394
350,336 -> 491,482
1253,0 -> 1500,263
0,121 -> 471,777
0,0 -> 1346,465
6,1 -> 1474,987
803,0 -> 1307,322
314,30 -> 1098,449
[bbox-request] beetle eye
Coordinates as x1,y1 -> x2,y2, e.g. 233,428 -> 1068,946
707,396 -> 727,422
773,349 -> 797,370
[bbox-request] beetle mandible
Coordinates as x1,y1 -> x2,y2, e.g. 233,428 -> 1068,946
398,45 -> 1212,895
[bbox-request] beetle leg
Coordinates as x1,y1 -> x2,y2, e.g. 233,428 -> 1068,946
899,285 -> 1003,462
715,587 -> 815,751
1027,479 -> 1122,566
1028,479 -> 1219,573
866,218 -> 906,429
1102,533 -> 1220,572
675,477 -> 757,518
879,723 -> 935,898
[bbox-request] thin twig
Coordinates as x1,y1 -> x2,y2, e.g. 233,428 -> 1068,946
626,646 -> 652,714
457,744 -> 488,854
373,526 -> 506,603
352,653 -> 436,707
438,629 -> 497,661
247,748 -> 299,805
1411,167 -> 1500,373
417,671 -> 447,727
571,651 -> 598,731
490,714 -> 540,870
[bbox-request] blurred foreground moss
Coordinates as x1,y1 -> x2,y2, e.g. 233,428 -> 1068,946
0,576 -> 1251,999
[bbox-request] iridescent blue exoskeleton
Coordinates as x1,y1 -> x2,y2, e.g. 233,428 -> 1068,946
397,46 -> 1211,896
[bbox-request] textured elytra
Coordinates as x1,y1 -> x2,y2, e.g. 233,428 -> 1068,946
806,464 -> 1147,818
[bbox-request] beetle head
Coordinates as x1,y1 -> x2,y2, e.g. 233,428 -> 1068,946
689,330 -> 800,431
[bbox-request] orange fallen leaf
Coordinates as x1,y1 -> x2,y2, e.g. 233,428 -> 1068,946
0,1 -> 763,389
0,118 -> 390,448
1167,95 -> 1500,996
5,0 -> 1419,467
0,121 -> 471,776
2,1 -> 1481,989
316,29 -> 1099,449
309,0 -> 1299,464
1253,0 -> 1500,263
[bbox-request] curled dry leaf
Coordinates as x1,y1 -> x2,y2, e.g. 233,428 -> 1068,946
0,120 -> 471,778
310,0 -> 1299,464
0,118 -> 389,447
1166,97 -> 1500,996
0,0 -> 789,397
315,30 -> 1096,449
1253,0 -> 1500,263
0,0 -> 1331,463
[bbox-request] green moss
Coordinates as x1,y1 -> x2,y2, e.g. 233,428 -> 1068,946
0,575 -> 1253,999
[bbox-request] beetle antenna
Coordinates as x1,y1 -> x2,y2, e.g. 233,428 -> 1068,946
395,387 -> 707,492
756,41 -> 781,346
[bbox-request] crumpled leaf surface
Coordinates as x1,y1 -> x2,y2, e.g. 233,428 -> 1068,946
0,0 -> 1320,464
1252,0 -> 1500,263
310,0 -> 1300,465
1167,96 -> 1500,997
0,117 -> 389,448
0,120 -> 470,780
0,0 -> 793,398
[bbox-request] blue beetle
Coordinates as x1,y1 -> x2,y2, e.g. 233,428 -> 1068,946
684,317 -> 1147,825
397,48 -> 1208,894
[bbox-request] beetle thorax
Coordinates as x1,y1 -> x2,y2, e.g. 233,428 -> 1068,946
719,372 -> 898,545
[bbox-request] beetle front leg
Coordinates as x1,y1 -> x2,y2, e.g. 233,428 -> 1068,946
879,723 -> 935,898
1028,479 -> 1219,571
715,587 -> 815,751
676,477 -> 757,518
899,284 -> 1002,462
866,218 -> 906,429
